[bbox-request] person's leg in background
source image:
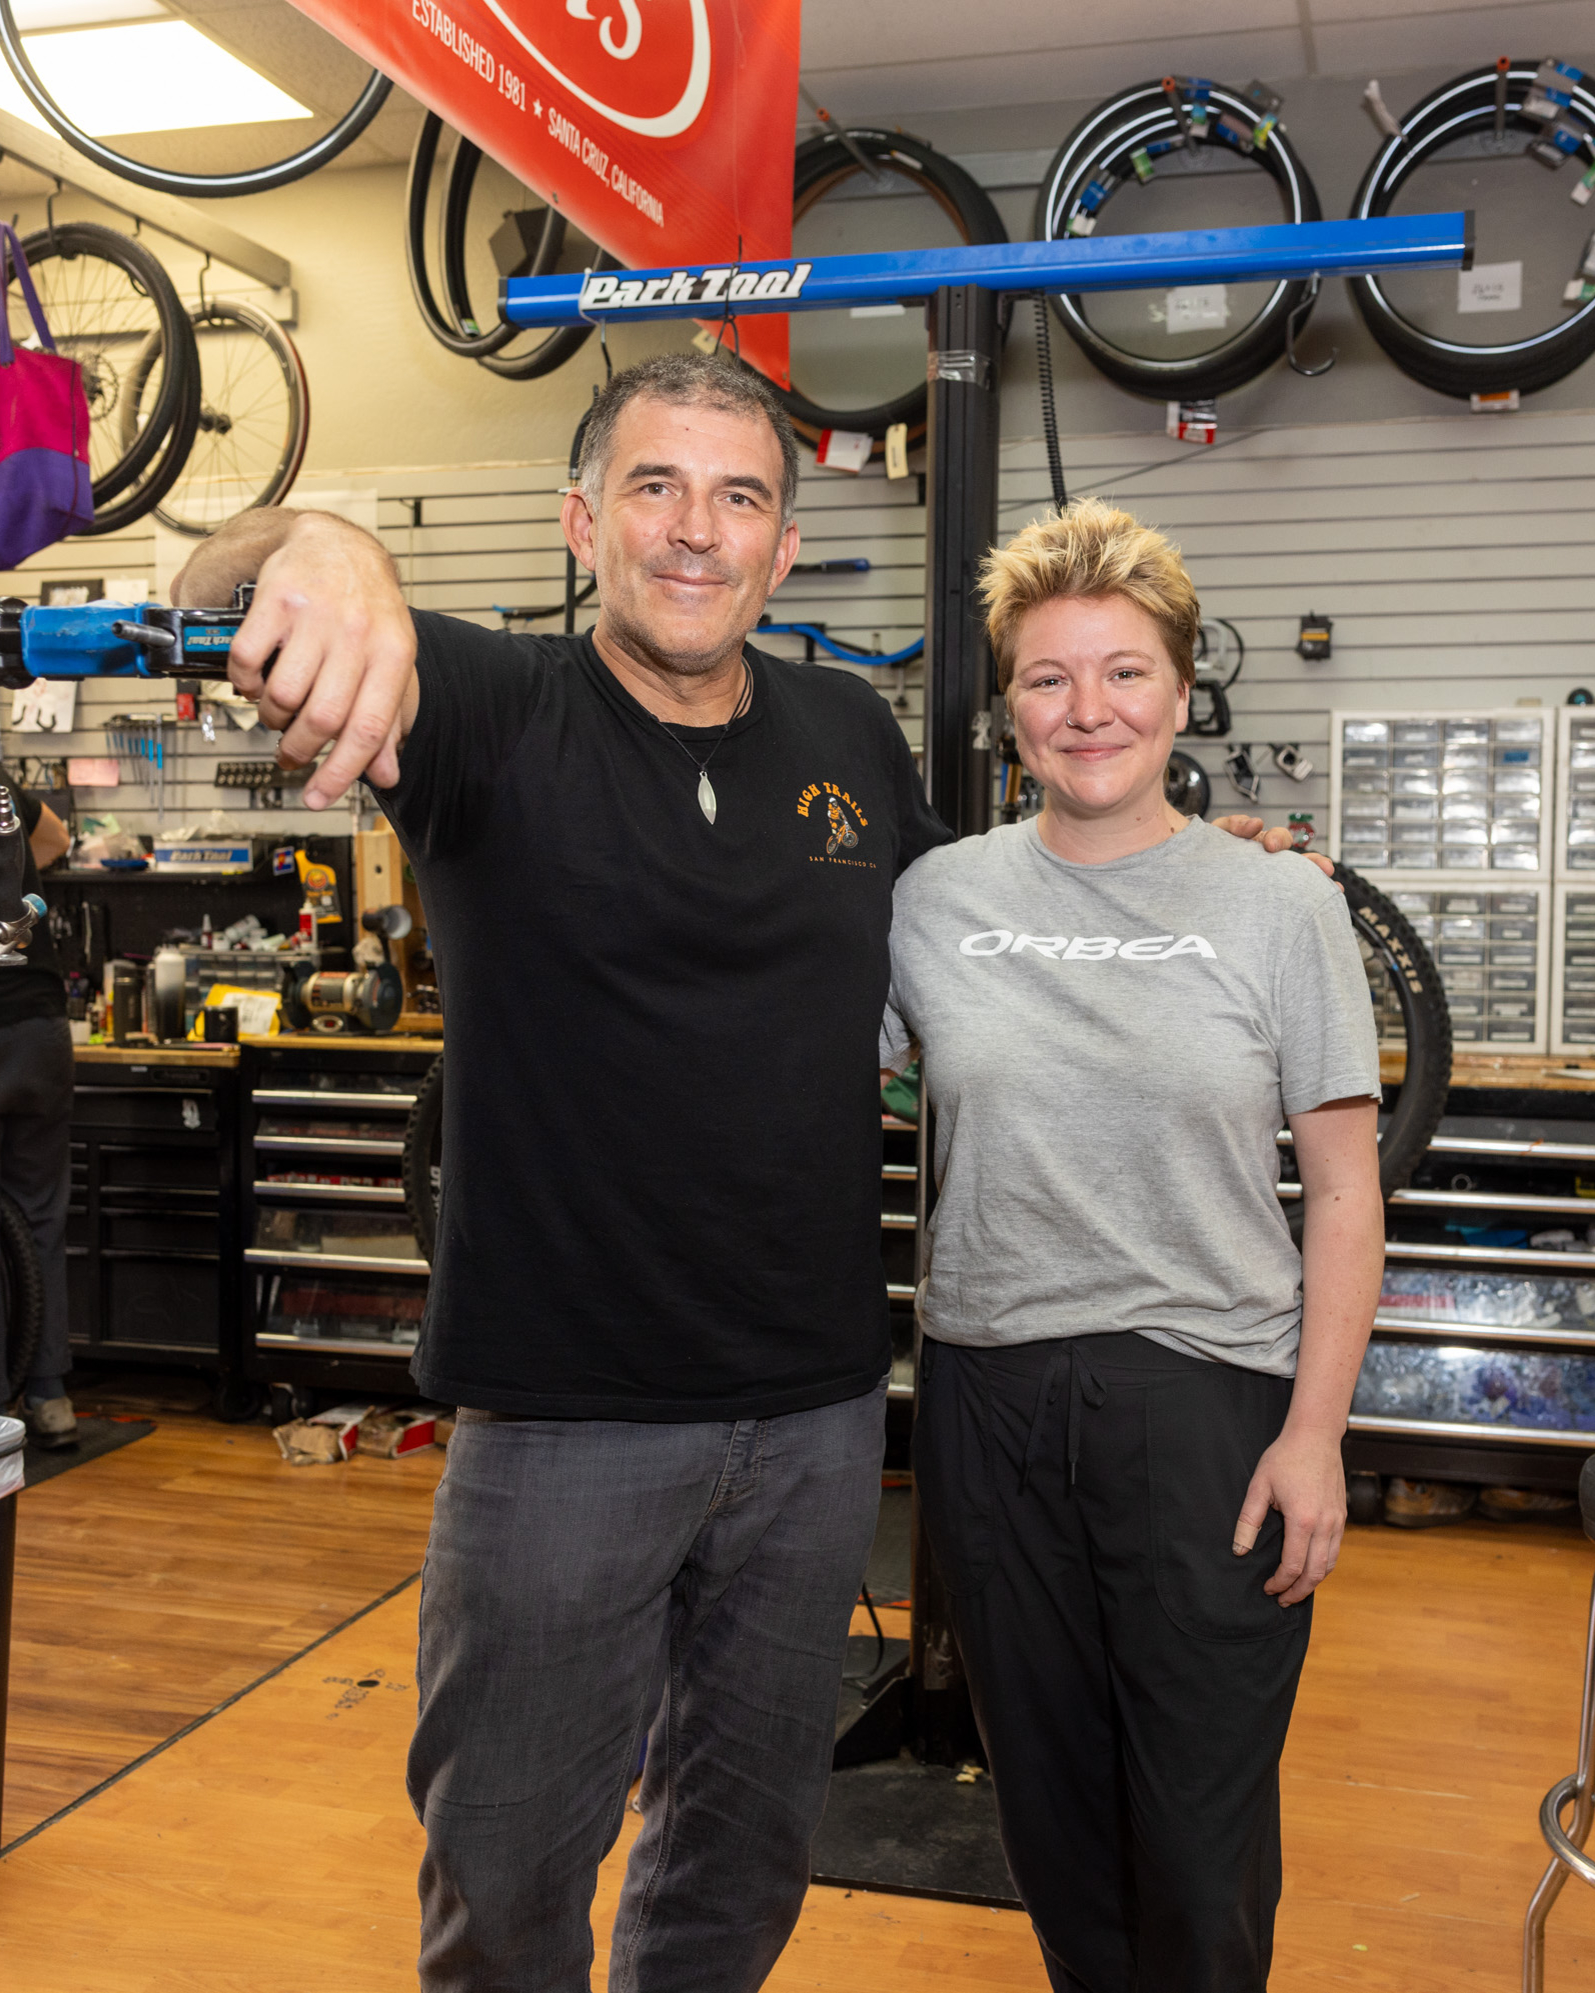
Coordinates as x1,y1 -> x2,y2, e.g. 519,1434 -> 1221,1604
609,1379 -> 886,1993
0,1015 -> 75,1445
409,1380 -> 885,1993
914,1334 -> 1312,1993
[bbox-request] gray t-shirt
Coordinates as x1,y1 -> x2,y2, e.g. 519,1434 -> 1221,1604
881,817 -> 1381,1375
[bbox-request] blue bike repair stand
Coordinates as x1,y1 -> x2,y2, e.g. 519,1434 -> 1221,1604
507,214 -> 1471,1876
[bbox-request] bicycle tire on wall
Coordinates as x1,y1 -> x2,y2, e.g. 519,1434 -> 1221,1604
774,127 -> 1008,444
406,113 -> 607,382
1337,863 -> 1453,1200
1033,78 -> 1323,400
1347,61 -> 1595,399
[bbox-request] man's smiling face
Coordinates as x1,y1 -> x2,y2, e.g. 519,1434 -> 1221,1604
578,394 -> 800,679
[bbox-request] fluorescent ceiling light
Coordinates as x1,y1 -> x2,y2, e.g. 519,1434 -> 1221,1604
0,19 -> 310,135
12,1 -> 166,26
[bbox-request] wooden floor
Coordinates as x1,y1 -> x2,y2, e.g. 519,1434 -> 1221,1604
2,1414 -> 1593,1989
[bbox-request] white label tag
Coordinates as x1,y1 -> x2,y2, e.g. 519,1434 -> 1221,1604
814,429 -> 872,475
1164,284 -> 1229,333
1457,262 -> 1522,313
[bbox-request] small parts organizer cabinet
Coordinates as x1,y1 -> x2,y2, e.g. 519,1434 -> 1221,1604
1330,708 -> 1554,1052
67,1048 -> 243,1376
241,1038 -> 442,1398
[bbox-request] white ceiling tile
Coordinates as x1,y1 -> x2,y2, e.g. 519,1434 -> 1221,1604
799,0 -> 1297,72
801,28 -> 1313,120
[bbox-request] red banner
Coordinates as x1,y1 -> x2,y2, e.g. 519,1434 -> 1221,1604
289,0 -> 800,384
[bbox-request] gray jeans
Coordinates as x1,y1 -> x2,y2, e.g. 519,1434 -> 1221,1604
0,1013 -> 72,1399
407,1379 -> 888,1992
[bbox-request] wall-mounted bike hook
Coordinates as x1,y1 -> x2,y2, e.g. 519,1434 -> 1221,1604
1286,275 -> 1336,377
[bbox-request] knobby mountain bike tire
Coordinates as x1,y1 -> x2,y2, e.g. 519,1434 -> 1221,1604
406,113 -> 607,381
14,222 -> 198,511
0,0 -> 390,198
0,1184 -> 44,1395
1034,77 -> 1323,399
1348,61 -> 1595,399
1286,864 -> 1453,1244
403,1055 -> 443,1265
775,127 -> 1008,445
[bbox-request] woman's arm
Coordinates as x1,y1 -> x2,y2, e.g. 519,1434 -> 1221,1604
1232,1095 -> 1384,1607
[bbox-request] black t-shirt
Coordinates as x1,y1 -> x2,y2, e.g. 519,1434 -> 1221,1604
379,618 -> 949,1420
0,767 -> 64,1028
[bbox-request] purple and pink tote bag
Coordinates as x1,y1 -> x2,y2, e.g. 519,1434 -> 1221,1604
0,223 -> 93,564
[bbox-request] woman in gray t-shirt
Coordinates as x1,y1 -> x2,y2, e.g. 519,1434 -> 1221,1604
882,499 -> 1384,1993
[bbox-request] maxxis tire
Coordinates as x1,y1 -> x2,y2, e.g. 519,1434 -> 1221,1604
403,1055 -> 443,1265
1033,78 -> 1323,401
774,127 -> 1008,445
1347,62 -> 1595,400
0,1184 -> 44,1395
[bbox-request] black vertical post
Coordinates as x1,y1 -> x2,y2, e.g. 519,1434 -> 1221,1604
920,284 -> 1000,838
0,1487 -> 15,1843
908,284 -> 1001,1764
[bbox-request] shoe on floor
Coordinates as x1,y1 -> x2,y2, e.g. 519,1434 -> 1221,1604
1478,1485 -> 1578,1524
24,1395 -> 78,1450
1383,1477 -> 1477,1528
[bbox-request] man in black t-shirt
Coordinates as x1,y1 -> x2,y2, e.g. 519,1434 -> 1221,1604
174,356 -> 1307,1990
0,767 -> 75,1447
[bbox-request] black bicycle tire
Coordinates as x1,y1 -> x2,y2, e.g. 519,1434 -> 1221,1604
151,298 -> 311,537
403,1054 -> 443,1264
75,319 -> 203,535
443,135 -> 566,355
16,222 -> 198,507
406,114 -> 606,381
1347,62 -> 1595,399
0,1183 -> 44,1394
0,0 -> 391,198
774,127 -> 1009,442
1034,78 -> 1323,400
1337,862 -> 1453,1199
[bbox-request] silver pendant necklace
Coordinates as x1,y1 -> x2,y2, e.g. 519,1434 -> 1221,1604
653,661 -> 752,825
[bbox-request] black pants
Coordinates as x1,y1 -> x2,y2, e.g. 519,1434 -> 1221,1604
913,1332 -> 1311,1993
0,1014 -> 72,1400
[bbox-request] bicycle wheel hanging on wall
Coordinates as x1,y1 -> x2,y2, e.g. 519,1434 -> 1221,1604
1034,77 -> 1323,399
133,298 -> 309,538
773,126 -> 1008,447
406,113 -> 607,381
8,222 -> 200,531
0,0 -> 390,198
1348,60 -> 1595,398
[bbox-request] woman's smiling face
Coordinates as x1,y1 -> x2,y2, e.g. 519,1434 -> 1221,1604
1008,591 -> 1189,824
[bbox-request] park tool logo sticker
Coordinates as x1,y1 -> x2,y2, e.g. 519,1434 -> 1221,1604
579,262 -> 813,312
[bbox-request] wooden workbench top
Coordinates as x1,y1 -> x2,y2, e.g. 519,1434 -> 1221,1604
1380,1050 -> 1595,1092
74,1031 -> 443,1066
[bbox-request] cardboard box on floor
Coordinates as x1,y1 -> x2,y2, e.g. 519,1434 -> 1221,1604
272,1403 -> 451,1464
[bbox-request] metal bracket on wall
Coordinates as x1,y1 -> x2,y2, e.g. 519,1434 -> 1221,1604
0,105 -> 291,294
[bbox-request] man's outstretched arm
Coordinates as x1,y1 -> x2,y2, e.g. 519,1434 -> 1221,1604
171,509 -> 420,809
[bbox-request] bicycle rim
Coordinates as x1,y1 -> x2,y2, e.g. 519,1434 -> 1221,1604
151,299 -> 309,537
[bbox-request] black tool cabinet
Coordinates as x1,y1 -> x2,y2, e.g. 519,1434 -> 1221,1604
240,1036 -> 442,1400
67,1049 -> 244,1389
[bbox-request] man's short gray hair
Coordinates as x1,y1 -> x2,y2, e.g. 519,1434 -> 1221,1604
575,353 -> 801,529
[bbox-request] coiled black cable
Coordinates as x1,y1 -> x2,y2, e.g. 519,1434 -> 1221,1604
1033,295 -> 1069,511
1348,61 -> 1595,398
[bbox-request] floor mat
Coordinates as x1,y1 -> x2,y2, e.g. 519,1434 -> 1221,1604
812,1757 -> 1020,1907
23,1418 -> 155,1489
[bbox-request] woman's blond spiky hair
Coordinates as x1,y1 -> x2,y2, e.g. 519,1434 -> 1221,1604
979,497 -> 1202,693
